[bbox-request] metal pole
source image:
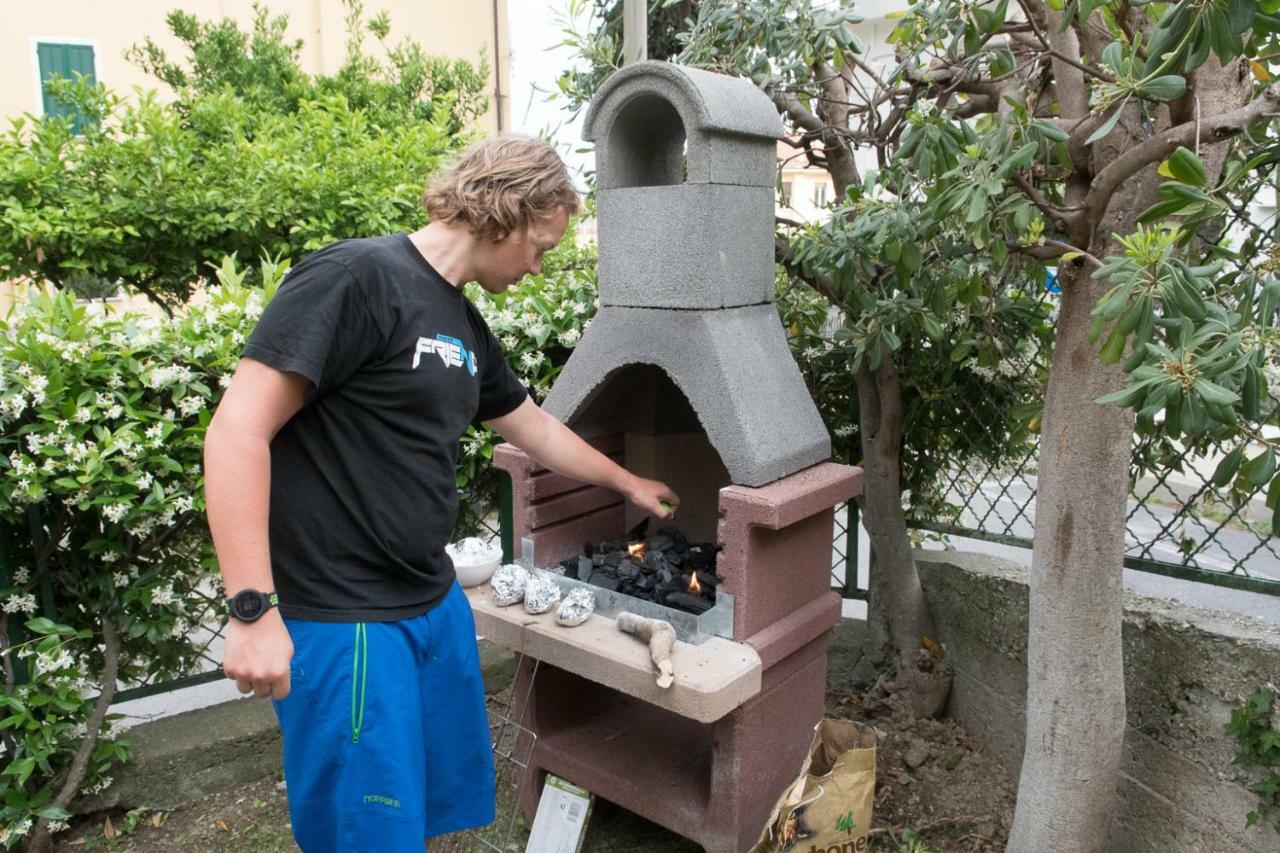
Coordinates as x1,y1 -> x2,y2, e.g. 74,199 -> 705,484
623,0 -> 648,65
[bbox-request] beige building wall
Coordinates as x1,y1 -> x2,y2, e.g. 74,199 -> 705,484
1,0 -> 510,313
1,1 -> 509,128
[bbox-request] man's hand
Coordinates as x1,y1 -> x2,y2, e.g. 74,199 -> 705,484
625,474 -> 680,520
222,610 -> 293,700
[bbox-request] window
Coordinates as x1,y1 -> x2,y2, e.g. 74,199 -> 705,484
36,42 -> 96,132
812,182 -> 828,207
781,180 -> 793,206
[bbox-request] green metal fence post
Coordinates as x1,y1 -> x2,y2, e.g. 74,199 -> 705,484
0,521 -> 31,684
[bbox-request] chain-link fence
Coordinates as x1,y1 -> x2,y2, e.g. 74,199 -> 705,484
899,280 -> 1280,598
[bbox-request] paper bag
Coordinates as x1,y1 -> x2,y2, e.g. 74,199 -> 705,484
751,718 -> 877,853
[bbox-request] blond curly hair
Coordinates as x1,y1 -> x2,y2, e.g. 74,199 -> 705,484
423,135 -> 580,242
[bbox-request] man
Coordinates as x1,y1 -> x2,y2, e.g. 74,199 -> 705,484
204,135 -> 678,851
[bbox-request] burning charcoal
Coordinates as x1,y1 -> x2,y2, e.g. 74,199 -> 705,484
555,588 -> 597,627
593,553 -> 606,567
659,567 -> 675,584
491,565 -> 531,607
616,561 -> 640,580
688,549 -> 716,572
660,527 -> 689,552
695,570 -> 719,588
648,533 -> 672,554
634,575 -> 654,593
643,551 -> 665,573
666,592 -> 714,615
587,573 -> 620,592
603,551 -> 622,568
524,576 -> 561,614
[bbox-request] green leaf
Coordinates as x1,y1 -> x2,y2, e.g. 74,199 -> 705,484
1137,198 -> 1190,224
1193,378 -> 1239,407
1000,143 -> 1039,174
1031,120 -> 1069,142
24,618 -> 58,635
1138,74 -> 1187,101
1086,103 -> 1125,145
1166,147 -> 1207,186
1245,449 -> 1277,486
1266,472 -> 1280,509
1213,446 -> 1245,487
1099,327 -> 1128,363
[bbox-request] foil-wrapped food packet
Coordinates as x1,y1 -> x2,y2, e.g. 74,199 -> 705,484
491,564 -> 530,607
523,575 -> 562,614
555,588 -> 597,627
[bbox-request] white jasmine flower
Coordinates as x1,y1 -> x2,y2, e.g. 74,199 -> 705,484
557,328 -> 581,347
149,585 -> 175,607
102,504 -> 129,523
3,593 -> 37,614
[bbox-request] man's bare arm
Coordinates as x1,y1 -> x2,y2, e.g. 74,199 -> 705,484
486,397 -> 679,518
204,357 -> 308,699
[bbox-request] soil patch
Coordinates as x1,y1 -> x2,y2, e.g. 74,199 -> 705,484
55,621 -> 1016,853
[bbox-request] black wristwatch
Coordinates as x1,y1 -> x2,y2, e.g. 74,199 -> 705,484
226,589 -> 279,623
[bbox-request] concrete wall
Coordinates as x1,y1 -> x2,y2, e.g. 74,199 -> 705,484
917,550 -> 1280,853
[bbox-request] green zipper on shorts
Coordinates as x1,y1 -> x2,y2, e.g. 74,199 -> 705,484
351,623 -> 368,744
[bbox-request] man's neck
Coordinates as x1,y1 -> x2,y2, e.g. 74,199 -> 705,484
407,223 -> 477,289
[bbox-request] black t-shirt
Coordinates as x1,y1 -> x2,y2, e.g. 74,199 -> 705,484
242,234 -> 528,622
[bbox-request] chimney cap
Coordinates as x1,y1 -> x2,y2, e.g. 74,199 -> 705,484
584,61 -> 784,144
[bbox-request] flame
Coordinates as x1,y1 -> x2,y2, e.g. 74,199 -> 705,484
688,572 -> 702,595
627,541 -> 647,560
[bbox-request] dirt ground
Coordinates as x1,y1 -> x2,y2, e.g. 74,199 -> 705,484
55,628 -> 1015,853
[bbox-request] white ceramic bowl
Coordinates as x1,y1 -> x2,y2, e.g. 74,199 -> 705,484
447,538 -> 502,587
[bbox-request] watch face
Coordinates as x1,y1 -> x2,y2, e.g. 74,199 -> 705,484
234,591 -> 264,621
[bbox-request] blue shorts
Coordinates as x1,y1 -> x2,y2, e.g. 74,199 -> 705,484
272,582 -> 495,852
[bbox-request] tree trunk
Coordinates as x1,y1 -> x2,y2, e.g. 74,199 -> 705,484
855,359 -> 949,716
1008,57 -> 1250,851
857,359 -> 931,654
1004,259 -> 1134,853
25,618 -> 120,853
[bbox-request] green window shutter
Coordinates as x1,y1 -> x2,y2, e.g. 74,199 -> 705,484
36,42 -> 96,132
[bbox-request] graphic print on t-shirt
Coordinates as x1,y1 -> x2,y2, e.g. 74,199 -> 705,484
412,333 -> 478,376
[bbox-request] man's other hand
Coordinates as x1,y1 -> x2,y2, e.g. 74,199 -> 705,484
222,609 -> 294,700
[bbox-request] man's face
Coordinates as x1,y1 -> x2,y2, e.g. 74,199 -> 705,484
476,206 -> 570,294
